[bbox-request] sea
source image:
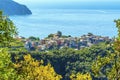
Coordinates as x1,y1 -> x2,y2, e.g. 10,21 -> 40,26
10,9 -> 120,39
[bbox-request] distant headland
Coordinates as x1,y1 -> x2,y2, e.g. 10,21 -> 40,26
0,0 -> 32,15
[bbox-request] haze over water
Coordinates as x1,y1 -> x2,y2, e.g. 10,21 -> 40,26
10,0 -> 120,38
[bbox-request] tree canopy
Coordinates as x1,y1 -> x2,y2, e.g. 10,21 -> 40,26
92,19 -> 120,80
0,11 -> 17,46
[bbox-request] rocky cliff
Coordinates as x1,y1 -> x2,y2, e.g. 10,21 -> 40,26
0,0 -> 32,15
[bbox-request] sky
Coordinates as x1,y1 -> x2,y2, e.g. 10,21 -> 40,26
14,0 -> 120,4
13,0 -> 120,9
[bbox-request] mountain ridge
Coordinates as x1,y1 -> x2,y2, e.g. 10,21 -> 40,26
0,0 -> 32,15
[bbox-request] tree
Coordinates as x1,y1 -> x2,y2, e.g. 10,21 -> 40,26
14,54 -> 62,80
92,19 -> 120,80
70,72 -> 92,80
47,33 -> 54,38
0,48 -> 18,80
0,11 -> 17,47
57,31 -> 62,37
28,36 -> 40,41
112,19 -> 120,80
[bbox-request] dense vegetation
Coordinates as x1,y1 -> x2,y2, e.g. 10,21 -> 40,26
0,11 -> 120,80
0,11 -> 17,47
10,42 -> 113,80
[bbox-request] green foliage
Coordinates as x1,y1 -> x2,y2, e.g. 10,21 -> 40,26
28,36 -> 40,41
0,48 -> 62,80
47,33 -> 54,38
5,39 -> 113,80
57,31 -> 62,37
70,72 -> 92,80
14,54 -> 62,80
112,19 -> 120,80
92,19 -> 120,80
92,54 -> 113,78
14,42 -> 111,80
0,11 -> 17,47
114,19 -> 120,37
0,48 -> 18,80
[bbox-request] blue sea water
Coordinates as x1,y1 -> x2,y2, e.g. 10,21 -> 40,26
10,9 -> 120,39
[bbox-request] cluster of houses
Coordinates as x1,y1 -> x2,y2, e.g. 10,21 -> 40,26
24,33 -> 113,51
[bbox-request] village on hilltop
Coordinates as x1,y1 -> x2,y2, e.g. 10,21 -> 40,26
18,31 -> 113,51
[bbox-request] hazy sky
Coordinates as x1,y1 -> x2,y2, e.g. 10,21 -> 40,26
13,0 -> 120,9
14,0 -> 120,4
